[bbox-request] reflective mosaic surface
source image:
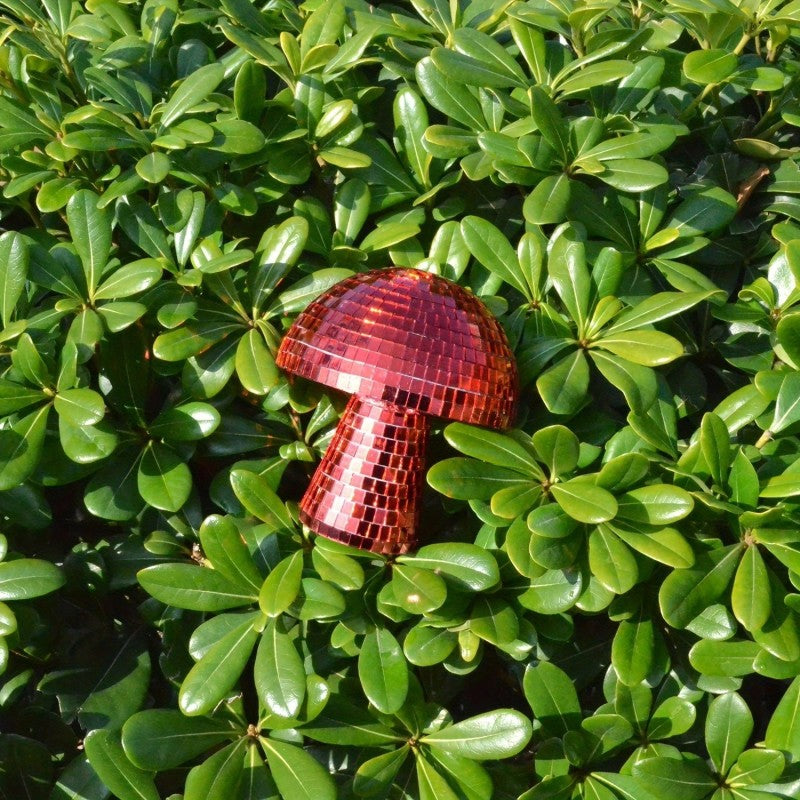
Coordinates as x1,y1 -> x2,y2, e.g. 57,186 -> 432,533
277,268 -> 517,427
299,395 -> 427,554
277,267 -> 519,554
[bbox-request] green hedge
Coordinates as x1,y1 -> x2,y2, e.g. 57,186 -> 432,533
3,0 -> 800,798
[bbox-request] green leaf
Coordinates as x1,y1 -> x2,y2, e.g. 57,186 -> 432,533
470,596 -> 519,645
595,330 -> 683,366
532,425 -> 579,478
404,625 -> 458,667
523,661 -> 580,736
137,441 -> 192,512
160,63 -> 226,128
666,187 -> 737,237
529,86 -> 569,161
0,558 -> 64,601
135,152 -> 170,183
706,692 -> 752,774
460,216 -> 528,297
0,404 -> 50,490
684,49 -> 738,84
427,457 -> 523,501
94,259 -> 162,300
588,527 -> 638,594
765,676 -> 800,758
50,754 -> 108,800
729,750 -> 785,788
523,173 -> 572,225
250,216 -> 309,313
731,545 -> 771,631
138,563 -> 256,611
13,333 -> 50,387
230,468 -> 294,531
179,615 -> 259,715
199,515 -> 262,593
0,232 -> 28,327
255,620 -> 306,718
551,479 -> 618,524
358,628 -> 408,714
633,757 -> 715,800
416,751 -> 460,800
421,709 -> 532,760
416,58 -> 485,131
150,402 -> 221,441
268,268 -> 353,315
612,608 -> 655,686
300,0 -> 344,58
659,545 -> 741,628
259,551 -> 303,617
432,29 -> 526,89
616,484 -> 694,525
122,710 -> 235,771
354,747 -> 410,798
0,379 -> 46,416
548,234 -> 590,332
400,543 -> 500,591
236,328 -> 279,395
261,737 -> 336,800
392,564 -> 446,614
648,696 -> 697,740
443,423 -> 540,475
184,740 -> 246,800
311,546 -> 364,591
301,695 -> 404,746
54,388 -> 105,426
67,189 -> 112,296
689,639 -> 761,677
394,87 -> 430,188
84,729 -> 159,800
537,350 -> 590,415
606,291 -> 718,334
770,372 -> 800,433
556,60 -> 634,96
596,159 -> 669,192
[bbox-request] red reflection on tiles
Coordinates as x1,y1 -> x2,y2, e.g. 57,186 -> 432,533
276,268 -> 518,555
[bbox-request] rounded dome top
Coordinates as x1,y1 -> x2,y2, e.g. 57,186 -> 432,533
276,268 -> 518,428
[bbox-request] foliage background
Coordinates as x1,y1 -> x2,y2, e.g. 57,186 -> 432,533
4,0 -> 800,798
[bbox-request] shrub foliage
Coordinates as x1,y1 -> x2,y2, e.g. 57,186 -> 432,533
3,0 -> 800,798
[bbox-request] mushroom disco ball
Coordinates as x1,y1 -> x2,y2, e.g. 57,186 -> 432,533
276,267 -> 519,555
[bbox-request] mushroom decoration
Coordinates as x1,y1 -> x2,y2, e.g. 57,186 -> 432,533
276,268 -> 518,555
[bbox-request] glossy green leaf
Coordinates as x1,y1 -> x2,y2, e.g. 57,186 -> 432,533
122,710 -> 235,771
358,628 -> 408,714
84,729 -> 159,800
400,543 -> 500,591
421,709 -> 532,760
731,545 -> 770,631
138,563 -> 256,611
551,479 -> 618,524
706,692 -> 752,774
659,545 -> 742,628
137,442 -> 191,512
261,737 -> 336,800
0,558 -> 64,601
537,350 -> 590,415
255,620 -> 306,718
67,189 -> 111,296
523,661 -> 580,736
684,49 -> 738,84
259,551 -> 303,617
179,615 -> 259,715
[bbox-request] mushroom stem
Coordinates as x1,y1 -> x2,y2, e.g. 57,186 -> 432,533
299,395 -> 428,555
